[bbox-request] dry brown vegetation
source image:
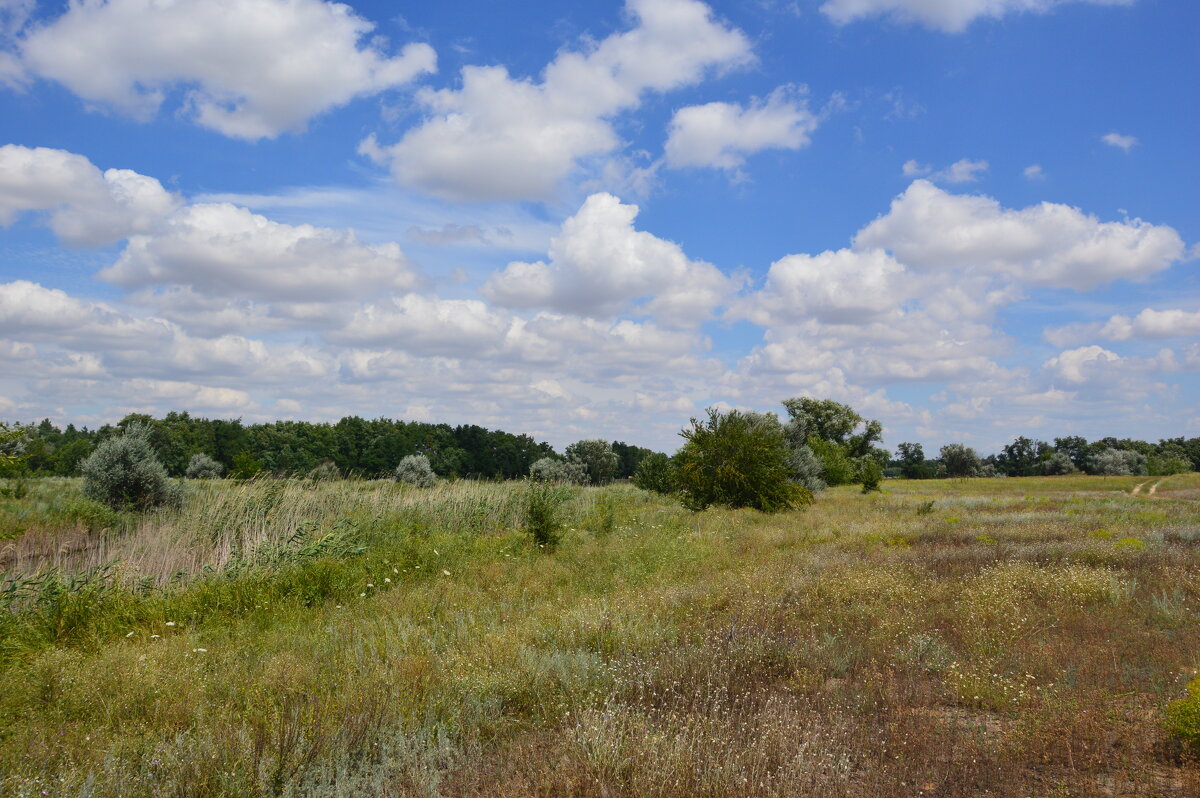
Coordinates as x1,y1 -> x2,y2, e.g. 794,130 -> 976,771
1,473 -> 1199,796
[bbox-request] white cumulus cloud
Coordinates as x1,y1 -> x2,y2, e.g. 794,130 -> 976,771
664,85 -> 819,170
1046,308 -> 1200,345
483,192 -> 737,325
364,0 -> 752,201
17,0 -> 436,139
0,145 -> 180,245
100,203 -> 421,302
737,248 -> 908,325
854,179 -> 1185,290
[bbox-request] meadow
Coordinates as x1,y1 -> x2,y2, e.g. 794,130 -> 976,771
1,473 -> 1198,796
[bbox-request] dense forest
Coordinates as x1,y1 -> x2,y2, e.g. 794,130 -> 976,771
0,412 -> 658,481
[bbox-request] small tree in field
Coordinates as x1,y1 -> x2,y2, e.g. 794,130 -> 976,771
522,480 -> 572,548
858,458 -> 883,493
564,439 -> 619,486
673,409 -> 813,513
81,423 -> 183,510
633,452 -> 675,494
940,443 -> 981,478
395,454 -> 436,488
185,453 -> 225,479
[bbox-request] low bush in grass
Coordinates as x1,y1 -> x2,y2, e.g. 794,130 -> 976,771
859,458 -> 883,493
394,454 -> 436,488
632,452 -> 675,494
522,480 -> 573,547
185,453 -> 225,479
673,409 -> 813,513
1166,674 -> 1200,752
80,424 -> 183,511
530,457 -> 567,483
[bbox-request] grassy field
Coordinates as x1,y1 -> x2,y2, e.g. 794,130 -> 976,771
1,473 -> 1198,796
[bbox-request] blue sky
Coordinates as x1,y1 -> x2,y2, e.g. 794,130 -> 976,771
0,0 -> 1196,454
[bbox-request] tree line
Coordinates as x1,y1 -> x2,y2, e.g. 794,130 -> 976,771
890,436 -> 1198,479
0,412 -> 658,482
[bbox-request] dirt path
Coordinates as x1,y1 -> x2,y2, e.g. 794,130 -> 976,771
1132,478 -> 1167,497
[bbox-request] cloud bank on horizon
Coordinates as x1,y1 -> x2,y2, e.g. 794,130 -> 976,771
0,0 -> 1196,453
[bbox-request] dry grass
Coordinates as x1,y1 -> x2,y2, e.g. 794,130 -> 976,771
1,474 -> 1198,796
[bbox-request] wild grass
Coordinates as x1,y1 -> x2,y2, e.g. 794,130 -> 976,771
0,474 -> 1197,796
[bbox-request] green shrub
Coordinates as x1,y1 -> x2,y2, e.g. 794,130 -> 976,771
523,480 -> 572,547
564,439 -> 619,486
0,421 -> 27,472
632,452 -> 675,494
1041,452 -> 1078,476
394,454 -> 436,488
307,460 -> 342,481
1148,454 -> 1191,476
229,451 -> 263,479
185,453 -> 225,479
673,409 -> 813,513
807,437 -> 856,486
80,424 -> 183,511
1088,448 -> 1147,476
788,443 -> 826,492
858,458 -> 883,493
1166,674 -> 1200,751
529,456 -> 568,483
940,443 -> 982,478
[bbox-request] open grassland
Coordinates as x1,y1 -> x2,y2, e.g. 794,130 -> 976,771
1,473 -> 1199,796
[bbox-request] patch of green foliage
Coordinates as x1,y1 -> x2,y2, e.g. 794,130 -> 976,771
522,480 -> 573,547
1166,673 -> 1200,752
632,452 -> 675,495
674,408 -> 813,513
80,424 -> 183,511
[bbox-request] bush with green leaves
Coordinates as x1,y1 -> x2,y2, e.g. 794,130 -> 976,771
1166,674 -> 1200,752
673,409 -> 813,513
1088,448 -> 1147,476
185,453 -> 225,479
0,422 -> 23,468
229,451 -> 263,480
307,460 -> 341,481
788,443 -> 826,492
1148,454 -> 1191,476
522,480 -> 572,547
940,443 -> 982,478
806,437 -> 855,486
782,397 -> 885,488
858,458 -> 883,493
1041,451 -> 1078,476
394,454 -> 436,488
529,456 -> 567,483
632,452 -> 676,494
564,439 -> 619,486
80,424 -> 183,510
